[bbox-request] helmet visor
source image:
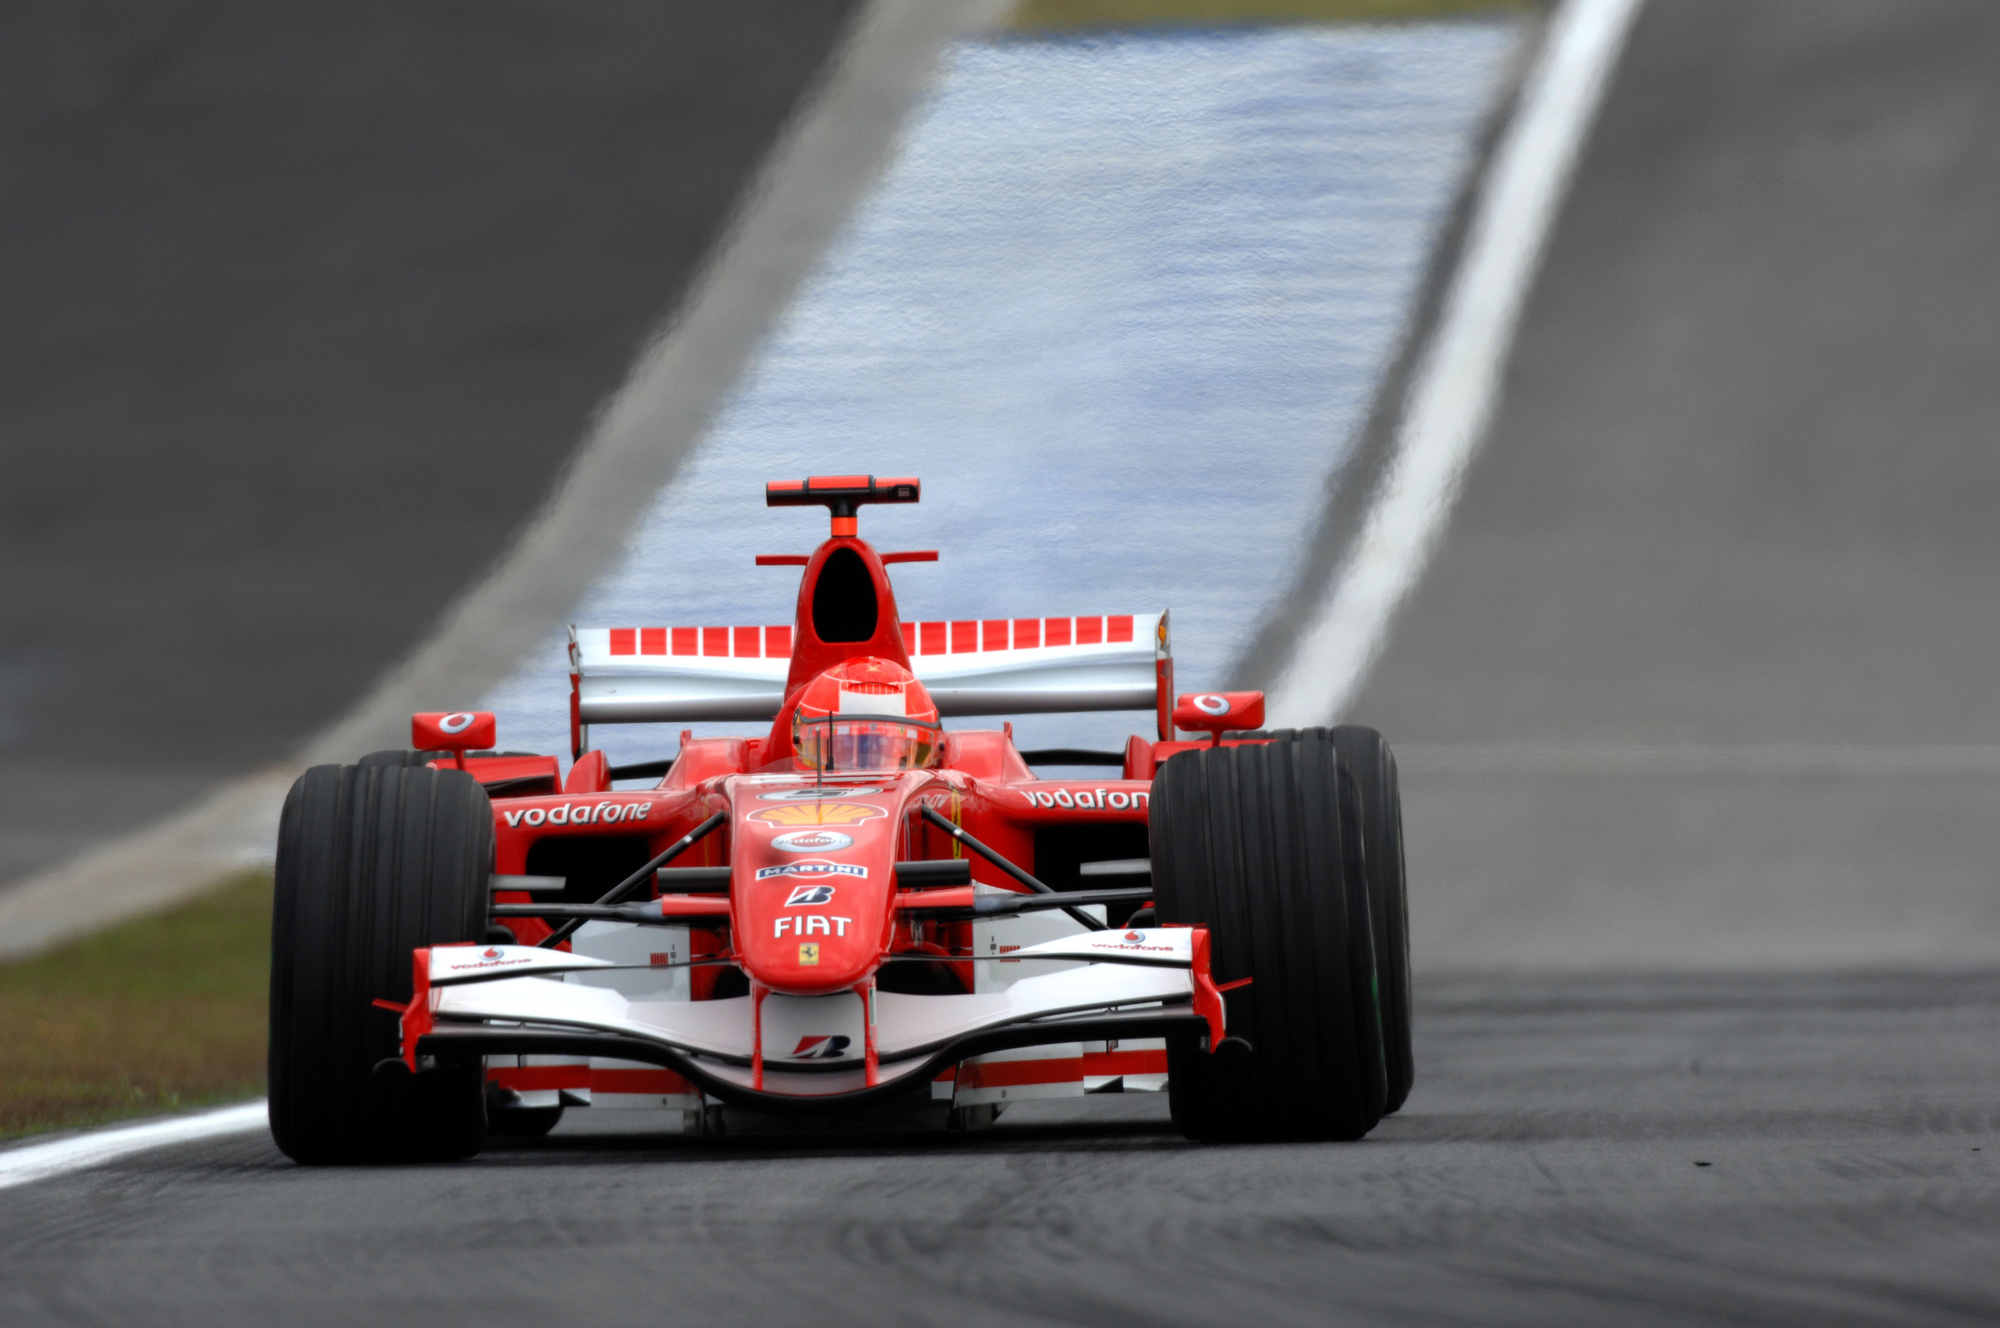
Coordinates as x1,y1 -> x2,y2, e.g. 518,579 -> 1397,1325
793,716 -> 942,771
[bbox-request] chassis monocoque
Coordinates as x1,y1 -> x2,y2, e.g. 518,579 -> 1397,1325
267,476 -> 1412,1162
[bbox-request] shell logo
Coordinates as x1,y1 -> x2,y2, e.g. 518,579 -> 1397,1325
748,803 -> 887,826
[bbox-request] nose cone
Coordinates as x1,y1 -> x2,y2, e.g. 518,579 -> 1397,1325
731,780 -> 909,993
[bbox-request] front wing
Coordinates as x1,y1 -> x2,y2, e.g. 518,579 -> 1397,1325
384,928 -> 1229,1113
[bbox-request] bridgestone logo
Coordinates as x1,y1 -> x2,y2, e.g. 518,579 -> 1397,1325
1023,788 -> 1148,811
500,802 -> 654,828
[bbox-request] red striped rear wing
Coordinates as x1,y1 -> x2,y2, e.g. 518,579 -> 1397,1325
568,612 -> 1170,726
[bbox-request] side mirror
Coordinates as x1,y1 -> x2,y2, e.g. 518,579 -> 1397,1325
1172,691 -> 1264,740
412,711 -> 496,755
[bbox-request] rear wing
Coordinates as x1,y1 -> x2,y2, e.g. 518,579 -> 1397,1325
569,613 -> 1171,746
909,615 -> 1163,717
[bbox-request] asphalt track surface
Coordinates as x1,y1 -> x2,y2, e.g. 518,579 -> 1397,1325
8,2 -> 2000,1323
2,974 -> 1994,1325
0,1 -> 855,887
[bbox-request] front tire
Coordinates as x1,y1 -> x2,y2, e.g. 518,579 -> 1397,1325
1152,735 -> 1387,1142
358,749 -> 430,767
1328,726 -> 1413,1114
1240,727 -> 1414,1114
269,763 -> 493,1163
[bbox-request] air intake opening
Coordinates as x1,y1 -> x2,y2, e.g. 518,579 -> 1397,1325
811,546 -> 879,643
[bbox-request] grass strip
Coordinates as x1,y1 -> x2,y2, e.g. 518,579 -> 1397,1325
1011,0 -> 1537,31
0,871 -> 270,1142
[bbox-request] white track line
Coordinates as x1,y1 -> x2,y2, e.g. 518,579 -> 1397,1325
0,770 -> 291,964
1264,0 -> 1646,728
0,1101 -> 267,1193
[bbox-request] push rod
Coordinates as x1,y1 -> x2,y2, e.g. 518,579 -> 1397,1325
918,805 -> 1104,931
537,810 -> 726,948
655,865 -> 733,892
895,886 -> 1154,920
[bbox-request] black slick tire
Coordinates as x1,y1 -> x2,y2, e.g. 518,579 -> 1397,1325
1151,735 -> 1387,1142
1327,726 -> 1413,1113
357,749 -> 438,767
488,1106 -> 565,1138
1258,727 -> 1414,1114
269,763 -> 493,1164
359,750 -> 538,765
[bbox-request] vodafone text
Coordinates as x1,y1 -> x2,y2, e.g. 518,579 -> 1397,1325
500,801 -> 653,828
1022,787 -> 1149,811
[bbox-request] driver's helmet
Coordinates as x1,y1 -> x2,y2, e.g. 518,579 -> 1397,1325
791,657 -> 942,772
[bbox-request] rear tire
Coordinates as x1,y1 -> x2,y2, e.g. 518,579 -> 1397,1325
488,1106 -> 564,1138
1152,735 -> 1386,1142
269,763 -> 493,1164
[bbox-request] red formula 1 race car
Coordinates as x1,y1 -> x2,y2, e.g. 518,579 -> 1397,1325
267,476 -> 1411,1162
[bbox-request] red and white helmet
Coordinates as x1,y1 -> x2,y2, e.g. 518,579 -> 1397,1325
791,657 -> 941,772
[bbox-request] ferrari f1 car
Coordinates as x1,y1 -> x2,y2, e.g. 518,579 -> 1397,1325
268,476 -> 1411,1162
